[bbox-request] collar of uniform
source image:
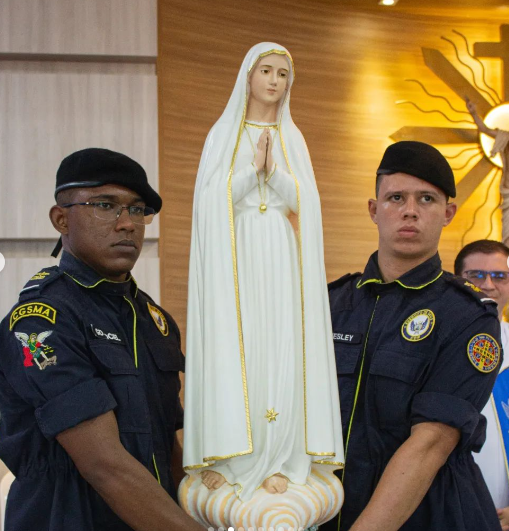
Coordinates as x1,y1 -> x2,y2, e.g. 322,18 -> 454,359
59,251 -> 137,296
356,252 -> 443,290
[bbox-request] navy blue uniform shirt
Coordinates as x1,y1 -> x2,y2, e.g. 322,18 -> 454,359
0,252 -> 185,531
323,252 -> 502,531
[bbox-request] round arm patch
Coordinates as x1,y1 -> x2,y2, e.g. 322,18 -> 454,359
467,333 -> 500,373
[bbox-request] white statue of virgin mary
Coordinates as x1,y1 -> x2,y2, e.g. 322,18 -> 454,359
182,42 -> 344,515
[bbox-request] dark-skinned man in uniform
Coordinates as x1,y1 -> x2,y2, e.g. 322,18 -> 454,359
0,148 -> 203,531
323,141 -> 501,531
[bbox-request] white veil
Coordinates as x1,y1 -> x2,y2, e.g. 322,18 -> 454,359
184,42 -> 344,472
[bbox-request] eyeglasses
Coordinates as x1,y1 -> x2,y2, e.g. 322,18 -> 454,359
61,201 -> 156,225
464,270 -> 509,283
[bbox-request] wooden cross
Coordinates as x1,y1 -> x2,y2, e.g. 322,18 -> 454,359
474,24 -> 509,101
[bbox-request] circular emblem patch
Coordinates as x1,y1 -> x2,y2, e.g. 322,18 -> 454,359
401,309 -> 435,342
467,333 -> 500,373
147,302 -> 169,336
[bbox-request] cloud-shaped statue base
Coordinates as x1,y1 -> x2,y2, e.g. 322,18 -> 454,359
179,466 -> 343,531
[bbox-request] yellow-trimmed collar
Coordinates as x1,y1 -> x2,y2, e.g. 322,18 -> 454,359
60,251 -> 138,297
357,252 -> 443,290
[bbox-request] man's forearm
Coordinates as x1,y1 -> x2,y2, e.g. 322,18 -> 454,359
57,412 -> 203,531
349,422 -> 460,531
87,448 -> 203,531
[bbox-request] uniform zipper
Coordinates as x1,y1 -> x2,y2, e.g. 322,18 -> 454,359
338,295 -> 379,530
124,296 -> 161,485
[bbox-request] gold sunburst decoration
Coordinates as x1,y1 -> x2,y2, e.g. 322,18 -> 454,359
391,25 -> 509,245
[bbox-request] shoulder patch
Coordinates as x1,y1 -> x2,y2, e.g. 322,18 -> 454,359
19,266 -> 62,299
467,333 -> 500,373
147,302 -> 169,336
14,330 -> 57,370
328,272 -> 362,291
10,302 -> 57,330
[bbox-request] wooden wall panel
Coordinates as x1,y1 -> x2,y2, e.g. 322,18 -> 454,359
0,0 -> 159,475
0,61 -> 159,239
159,0 -> 504,338
0,0 -> 156,56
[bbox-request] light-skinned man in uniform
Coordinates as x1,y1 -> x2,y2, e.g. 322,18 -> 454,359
325,141 -> 501,531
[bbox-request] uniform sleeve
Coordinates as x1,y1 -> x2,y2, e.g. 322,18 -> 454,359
411,311 -> 501,449
1,298 -> 117,439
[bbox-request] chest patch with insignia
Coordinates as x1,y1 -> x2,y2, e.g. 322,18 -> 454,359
14,331 -> 57,370
467,333 -> 500,373
10,303 -> 57,330
401,309 -> 435,342
147,302 -> 169,336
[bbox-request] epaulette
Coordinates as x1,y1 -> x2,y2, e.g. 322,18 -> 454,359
328,272 -> 362,291
18,266 -> 63,301
443,273 -> 497,309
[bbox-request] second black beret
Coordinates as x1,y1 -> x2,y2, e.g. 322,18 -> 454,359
377,141 -> 456,198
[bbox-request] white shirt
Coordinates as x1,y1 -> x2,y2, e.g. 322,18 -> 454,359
474,320 -> 509,508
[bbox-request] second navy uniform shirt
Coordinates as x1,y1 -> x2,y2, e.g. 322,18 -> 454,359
0,252 -> 185,531
324,252 -> 502,531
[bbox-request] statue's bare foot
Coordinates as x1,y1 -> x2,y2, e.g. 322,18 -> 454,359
262,473 -> 288,494
201,470 -> 226,490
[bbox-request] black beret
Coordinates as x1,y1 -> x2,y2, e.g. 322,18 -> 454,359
55,148 -> 162,212
377,141 -> 456,198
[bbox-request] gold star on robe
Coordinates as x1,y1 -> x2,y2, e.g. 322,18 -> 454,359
265,408 -> 279,423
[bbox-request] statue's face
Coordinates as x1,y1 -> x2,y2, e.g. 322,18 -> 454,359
248,53 -> 289,108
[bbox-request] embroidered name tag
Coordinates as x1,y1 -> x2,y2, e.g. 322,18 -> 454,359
90,325 -> 123,343
333,332 -> 362,344
10,303 -> 57,330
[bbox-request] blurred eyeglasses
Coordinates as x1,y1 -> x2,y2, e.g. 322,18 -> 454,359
464,270 -> 509,284
62,201 -> 155,225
